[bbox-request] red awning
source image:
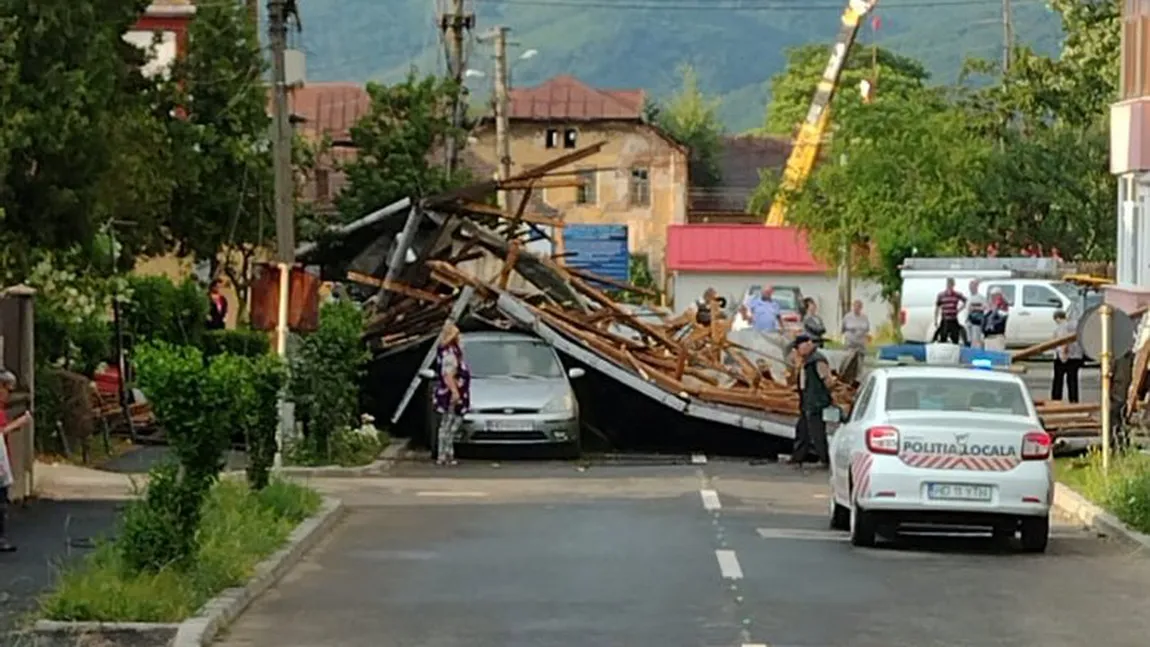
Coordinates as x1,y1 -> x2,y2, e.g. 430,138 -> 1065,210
666,224 -> 826,273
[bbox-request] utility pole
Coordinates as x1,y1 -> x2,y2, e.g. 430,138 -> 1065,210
494,26 -> 511,205
1001,0 -> 1013,73
268,0 -> 295,467
440,0 -> 474,176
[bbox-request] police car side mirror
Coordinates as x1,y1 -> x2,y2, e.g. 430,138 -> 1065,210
418,368 -> 435,380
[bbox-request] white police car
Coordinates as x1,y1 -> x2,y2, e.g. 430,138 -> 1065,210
827,365 -> 1053,552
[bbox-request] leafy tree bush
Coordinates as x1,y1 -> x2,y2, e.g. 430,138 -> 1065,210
290,301 -> 368,461
246,354 -> 287,490
121,275 -> 208,347
118,460 -> 202,572
202,328 -> 271,359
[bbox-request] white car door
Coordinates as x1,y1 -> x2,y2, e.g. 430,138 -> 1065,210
1016,284 -> 1065,346
833,376 -> 877,500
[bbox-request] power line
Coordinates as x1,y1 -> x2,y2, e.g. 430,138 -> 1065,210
476,0 -> 1041,9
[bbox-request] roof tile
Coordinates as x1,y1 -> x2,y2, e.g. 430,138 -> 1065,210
509,75 -> 645,121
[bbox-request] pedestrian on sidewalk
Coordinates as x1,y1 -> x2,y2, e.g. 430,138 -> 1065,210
1051,310 -> 1083,403
207,278 -> 228,331
841,299 -> 870,353
788,334 -> 831,468
932,277 -> 967,344
801,298 -> 826,346
982,289 -> 1010,352
966,279 -> 986,349
0,368 -> 33,552
433,323 -> 471,466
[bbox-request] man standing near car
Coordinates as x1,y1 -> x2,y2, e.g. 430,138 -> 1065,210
788,334 -> 831,468
933,277 -> 967,344
1051,310 -> 1083,403
966,279 -> 986,349
748,285 -> 782,333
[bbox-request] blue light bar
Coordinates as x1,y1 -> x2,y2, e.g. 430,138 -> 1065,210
971,358 -> 994,371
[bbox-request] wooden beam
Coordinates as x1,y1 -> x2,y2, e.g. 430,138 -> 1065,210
500,177 -> 586,190
346,272 -> 444,304
566,266 -> 659,297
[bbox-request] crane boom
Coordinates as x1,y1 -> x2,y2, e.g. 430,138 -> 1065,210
764,0 -> 878,227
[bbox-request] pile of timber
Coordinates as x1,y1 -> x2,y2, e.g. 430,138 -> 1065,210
1035,401 -> 1101,439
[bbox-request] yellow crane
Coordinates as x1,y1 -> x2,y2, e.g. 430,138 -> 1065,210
764,0 -> 879,227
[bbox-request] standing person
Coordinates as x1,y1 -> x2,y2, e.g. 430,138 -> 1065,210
801,298 -> 826,346
433,323 -> 471,466
932,277 -> 967,344
206,279 -> 228,331
966,279 -> 986,349
748,285 -> 782,333
841,299 -> 871,353
982,289 -> 1010,351
0,369 -> 33,552
788,334 -> 832,468
1051,310 -> 1084,403
694,288 -> 727,326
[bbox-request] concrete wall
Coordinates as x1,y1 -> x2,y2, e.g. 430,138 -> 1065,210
671,270 -> 889,335
470,121 -> 688,282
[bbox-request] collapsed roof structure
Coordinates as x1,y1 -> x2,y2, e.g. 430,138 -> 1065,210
297,141 -> 864,446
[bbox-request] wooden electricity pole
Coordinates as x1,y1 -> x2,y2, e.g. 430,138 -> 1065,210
440,0 -> 474,177
1002,0 -> 1014,73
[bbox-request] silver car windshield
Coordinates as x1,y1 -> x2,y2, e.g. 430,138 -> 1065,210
885,377 -> 1029,416
464,340 -> 564,378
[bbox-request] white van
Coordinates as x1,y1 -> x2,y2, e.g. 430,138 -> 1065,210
901,276 -> 1079,347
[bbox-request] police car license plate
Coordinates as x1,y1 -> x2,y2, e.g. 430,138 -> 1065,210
488,420 -> 533,432
926,483 -> 993,502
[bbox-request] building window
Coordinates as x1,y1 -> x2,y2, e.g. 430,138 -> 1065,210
576,169 -> 597,205
629,167 -> 650,206
545,128 -> 559,148
564,128 -> 578,148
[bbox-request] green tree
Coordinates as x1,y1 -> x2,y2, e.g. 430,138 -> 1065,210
336,74 -> 466,222
762,43 -> 930,137
656,64 -> 724,186
0,0 -> 156,279
752,92 -> 991,310
163,0 -> 271,277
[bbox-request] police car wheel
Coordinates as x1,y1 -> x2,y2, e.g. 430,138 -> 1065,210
1019,516 -> 1049,554
849,492 -> 877,547
829,496 -> 850,531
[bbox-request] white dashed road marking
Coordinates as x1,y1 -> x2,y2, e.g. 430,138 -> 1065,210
700,489 -> 722,511
757,528 -> 847,542
691,453 -> 708,464
715,549 -> 744,579
415,491 -> 490,497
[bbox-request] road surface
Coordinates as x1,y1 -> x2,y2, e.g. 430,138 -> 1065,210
216,458 -> 1150,647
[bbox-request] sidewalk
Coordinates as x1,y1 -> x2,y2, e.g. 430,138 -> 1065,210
1,463 -> 136,634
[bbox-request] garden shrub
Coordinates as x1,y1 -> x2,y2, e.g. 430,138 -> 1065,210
286,416 -> 388,468
202,328 -> 270,358
121,275 -> 208,347
118,460 -> 203,572
290,301 -> 369,461
246,354 -> 287,490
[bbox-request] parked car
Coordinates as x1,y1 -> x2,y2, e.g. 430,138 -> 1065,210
828,365 -> 1052,552
422,331 -> 584,458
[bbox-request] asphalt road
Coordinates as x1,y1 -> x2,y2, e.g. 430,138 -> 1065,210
216,458 -> 1150,647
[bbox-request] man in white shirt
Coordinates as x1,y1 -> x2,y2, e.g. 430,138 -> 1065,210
967,279 -> 986,349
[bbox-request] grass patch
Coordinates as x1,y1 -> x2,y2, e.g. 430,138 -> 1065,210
286,427 -> 389,468
1056,450 -> 1150,534
40,478 -> 322,623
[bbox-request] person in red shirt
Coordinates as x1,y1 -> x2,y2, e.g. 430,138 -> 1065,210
0,368 -> 33,552
932,277 -> 968,344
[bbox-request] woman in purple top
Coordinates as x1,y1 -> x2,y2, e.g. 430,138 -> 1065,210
433,323 -> 470,465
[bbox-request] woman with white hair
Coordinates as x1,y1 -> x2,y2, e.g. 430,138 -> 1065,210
982,288 -> 1010,352
0,368 -> 32,552
432,324 -> 470,466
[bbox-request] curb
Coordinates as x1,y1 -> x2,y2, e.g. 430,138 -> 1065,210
1052,482 -> 1150,553
219,438 -> 412,480
30,496 -> 345,647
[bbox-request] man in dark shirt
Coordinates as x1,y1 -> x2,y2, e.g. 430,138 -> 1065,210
932,277 -> 967,344
788,334 -> 832,468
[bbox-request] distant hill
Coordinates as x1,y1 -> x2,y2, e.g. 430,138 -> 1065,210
295,0 -> 1064,132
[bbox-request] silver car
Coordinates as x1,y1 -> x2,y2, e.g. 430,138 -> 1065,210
423,331 -> 584,458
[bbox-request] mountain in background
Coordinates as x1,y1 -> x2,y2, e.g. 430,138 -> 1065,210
294,0 -> 1064,132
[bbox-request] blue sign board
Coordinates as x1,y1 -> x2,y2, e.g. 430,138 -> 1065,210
563,224 -> 630,283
